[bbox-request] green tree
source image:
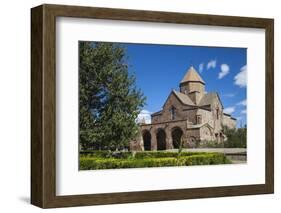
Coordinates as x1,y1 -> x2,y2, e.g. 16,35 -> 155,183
79,42 -> 146,151
223,125 -> 247,148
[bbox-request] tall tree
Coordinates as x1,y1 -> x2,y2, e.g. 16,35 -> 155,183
223,125 -> 247,148
79,42 -> 146,151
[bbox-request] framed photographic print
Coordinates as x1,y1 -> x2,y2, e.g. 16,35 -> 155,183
31,4 -> 274,208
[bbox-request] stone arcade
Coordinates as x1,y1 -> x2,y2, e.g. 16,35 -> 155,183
130,66 -> 236,151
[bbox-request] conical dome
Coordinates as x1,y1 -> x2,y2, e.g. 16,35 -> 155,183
180,66 -> 205,84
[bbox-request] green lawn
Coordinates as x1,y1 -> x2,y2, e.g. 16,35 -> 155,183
79,151 -> 231,170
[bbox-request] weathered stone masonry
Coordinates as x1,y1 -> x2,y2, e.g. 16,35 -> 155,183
130,67 -> 236,151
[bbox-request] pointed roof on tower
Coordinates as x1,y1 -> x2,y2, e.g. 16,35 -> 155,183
180,66 -> 205,84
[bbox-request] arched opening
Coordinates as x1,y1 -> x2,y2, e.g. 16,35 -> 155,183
142,130 -> 151,151
188,136 -> 197,148
156,129 -> 166,150
171,127 -> 183,149
219,132 -> 224,143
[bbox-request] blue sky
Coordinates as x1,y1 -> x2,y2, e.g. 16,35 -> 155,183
121,43 -> 247,127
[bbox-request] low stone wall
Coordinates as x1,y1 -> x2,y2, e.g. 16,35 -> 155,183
225,152 -> 247,162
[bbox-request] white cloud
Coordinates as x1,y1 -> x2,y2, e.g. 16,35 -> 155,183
223,107 -> 235,114
223,93 -> 235,97
199,63 -> 204,73
207,59 -> 216,70
218,64 -> 230,79
234,65 -> 247,88
137,109 -> 151,124
237,99 -> 247,106
241,109 -> 247,114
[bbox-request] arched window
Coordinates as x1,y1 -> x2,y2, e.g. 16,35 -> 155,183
216,107 -> 219,119
170,106 -> 176,120
196,115 -> 202,124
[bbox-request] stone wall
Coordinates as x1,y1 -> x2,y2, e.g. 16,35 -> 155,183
185,128 -> 200,147
139,120 -> 187,150
210,96 -> 224,134
138,121 -> 212,150
223,115 -> 236,129
180,82 -> 205,96
196,108 -> 213,126
200,125 -> 215,141
152,92 -> 192,123
131,90 -> 236,150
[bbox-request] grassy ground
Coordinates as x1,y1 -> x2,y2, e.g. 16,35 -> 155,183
79,151 -> 231,170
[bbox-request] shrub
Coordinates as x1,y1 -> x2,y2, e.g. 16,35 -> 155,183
80,150 -> 111,157
223,126 -> 247,148
79,157 -> 178,170
80,150 -> 133,159
79,152 -> 230,170
134,151 -> 207,159
198,140 -> 224,148
80,150 -> 209,159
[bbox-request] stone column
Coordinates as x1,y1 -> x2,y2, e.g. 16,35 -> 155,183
166,131 -> 173,150
151,131 -> 157,151
182,132 -> 189,148
139,133 -> 144,151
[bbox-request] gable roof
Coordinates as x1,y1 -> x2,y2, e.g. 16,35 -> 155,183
172,90 -> 195,106
153,90 -> 195,117
223,113 -> 237,120
199,92 -> 223,108
188,122 -> 214,130
151,110 -> 162,116
180,66 -> 205,84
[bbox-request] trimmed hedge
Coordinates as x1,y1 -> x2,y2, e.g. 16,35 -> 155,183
80,150 -> 209,159
134,151 -> 207,159
80,150 -> 112,158
79,153 -> 230,170
80,150 -> 132,159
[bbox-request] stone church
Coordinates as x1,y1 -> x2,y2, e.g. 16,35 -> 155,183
130,66 -> 236,151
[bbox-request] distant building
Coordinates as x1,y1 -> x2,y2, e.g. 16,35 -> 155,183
130,66 -> 236,151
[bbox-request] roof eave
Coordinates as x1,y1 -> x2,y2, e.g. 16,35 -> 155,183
179,80 -> 205,85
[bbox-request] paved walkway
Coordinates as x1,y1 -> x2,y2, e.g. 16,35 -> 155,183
231,160 -> 247,164
179,148 -> 246,154
168,148 -> 247,163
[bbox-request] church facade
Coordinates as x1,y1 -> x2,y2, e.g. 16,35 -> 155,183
130,66 -> 236,151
